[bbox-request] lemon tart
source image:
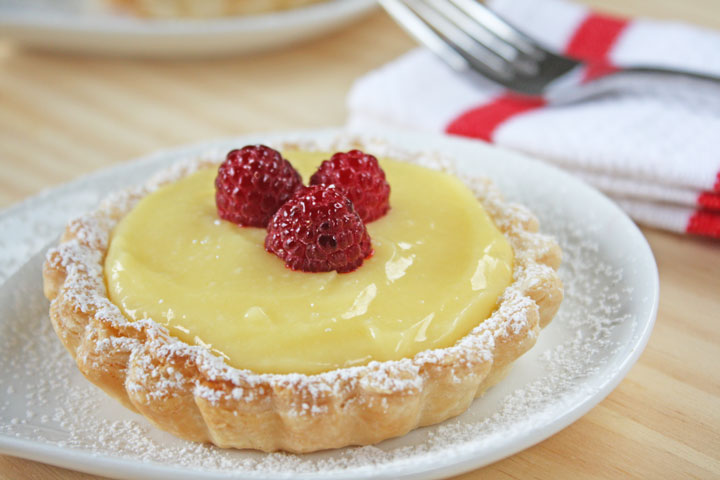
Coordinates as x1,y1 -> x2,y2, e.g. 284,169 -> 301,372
43,137 -> 562,452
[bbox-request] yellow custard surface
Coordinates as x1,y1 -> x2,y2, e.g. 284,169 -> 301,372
104,152 -> 514,375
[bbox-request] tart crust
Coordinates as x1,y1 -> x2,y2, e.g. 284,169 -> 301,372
42,137 -> 563,453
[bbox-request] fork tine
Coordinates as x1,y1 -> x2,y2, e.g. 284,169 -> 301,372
425,0 -> 517,62
424,0 -> 540,75
378,0 -> 471,72
407,0 -> 514,78
448,0 -> 546,60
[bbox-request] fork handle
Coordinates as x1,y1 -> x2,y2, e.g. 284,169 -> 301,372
545,63 -> 720,104
614,65 -> 720,84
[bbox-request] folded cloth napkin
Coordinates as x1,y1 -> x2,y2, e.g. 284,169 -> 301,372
348,0 -> 720,239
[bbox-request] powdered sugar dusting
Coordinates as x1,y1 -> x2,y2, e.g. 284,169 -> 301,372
0,132 -> 651,477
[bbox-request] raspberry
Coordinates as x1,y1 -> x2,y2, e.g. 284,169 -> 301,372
309,150 -> 390,223
215,145 -> 303,227
265,185 -> 372,273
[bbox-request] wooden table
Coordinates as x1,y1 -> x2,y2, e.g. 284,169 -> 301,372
1,1 -> 719,478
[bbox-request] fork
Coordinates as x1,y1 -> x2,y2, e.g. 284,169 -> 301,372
379,0 -> 720,100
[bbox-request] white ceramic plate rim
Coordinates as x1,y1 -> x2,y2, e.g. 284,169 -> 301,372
0,0 -> 376,34
0,128 -> 659,480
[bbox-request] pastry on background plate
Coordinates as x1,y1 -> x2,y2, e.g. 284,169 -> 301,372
109,0 -> 328,18
43,138 -> 562,452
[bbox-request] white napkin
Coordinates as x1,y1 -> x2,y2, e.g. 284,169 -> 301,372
348,0 -> 720,238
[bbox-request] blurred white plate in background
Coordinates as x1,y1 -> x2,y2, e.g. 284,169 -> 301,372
0,0 -> 377,57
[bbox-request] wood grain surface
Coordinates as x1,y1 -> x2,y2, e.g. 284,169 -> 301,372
1,1 -> 719,478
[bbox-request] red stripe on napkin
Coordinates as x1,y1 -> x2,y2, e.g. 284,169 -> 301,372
688,172 -> 720,236
565,13 -> 629,60
687,210 -> 720,238
565,13 -> 629,81
698,191 -> 720,211
446,95 -> 546,141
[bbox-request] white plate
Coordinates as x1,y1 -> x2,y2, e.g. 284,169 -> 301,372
0,0 -> 376,57
0,129 -> 658,479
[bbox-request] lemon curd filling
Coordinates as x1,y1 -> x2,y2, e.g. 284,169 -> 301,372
104,152 -> 514,375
